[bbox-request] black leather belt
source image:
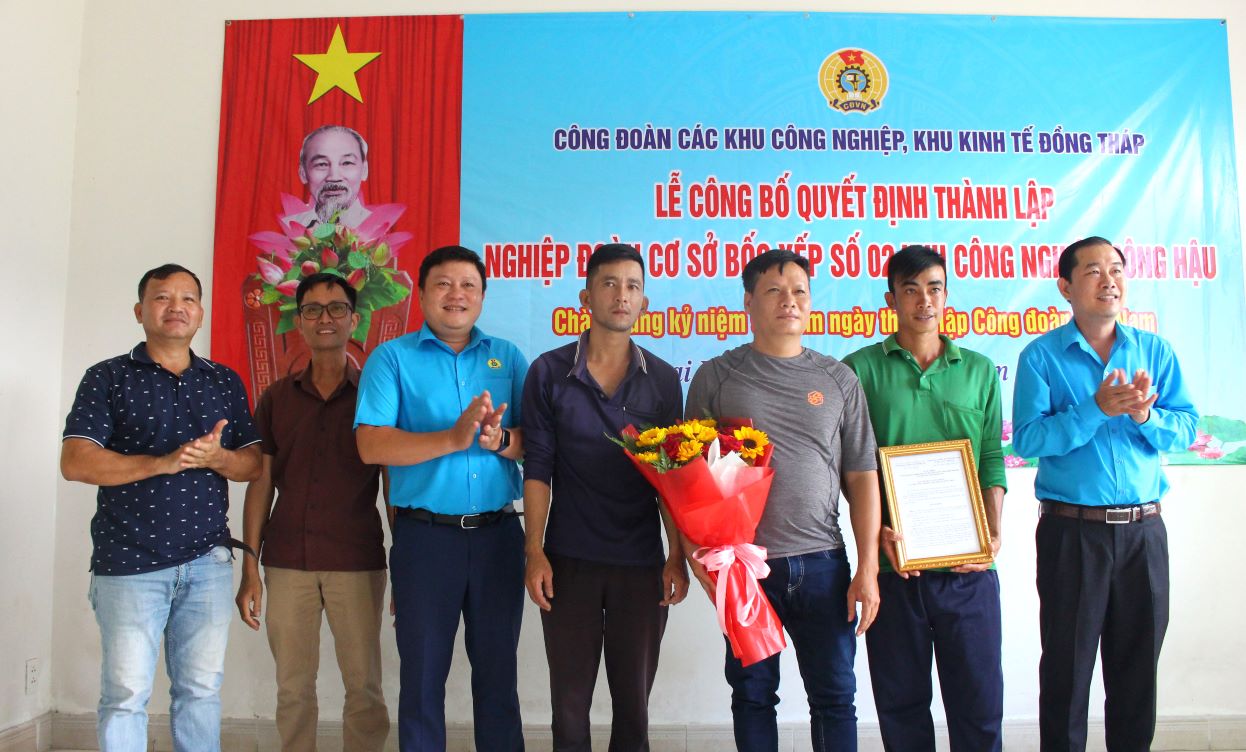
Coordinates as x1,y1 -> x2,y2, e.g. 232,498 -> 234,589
395,506 -> 518,529
1040,500 -> 1161,524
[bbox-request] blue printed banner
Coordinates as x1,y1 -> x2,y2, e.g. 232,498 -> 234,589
460,12 -> 1245,464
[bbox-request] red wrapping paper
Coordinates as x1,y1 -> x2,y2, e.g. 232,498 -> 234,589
622,424 -> 786,666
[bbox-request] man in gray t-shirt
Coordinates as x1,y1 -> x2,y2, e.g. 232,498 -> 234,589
684,249 -> 881,752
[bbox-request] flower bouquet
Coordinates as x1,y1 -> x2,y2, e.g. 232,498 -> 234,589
613,418 -> 785,666
249,194 -> 413,343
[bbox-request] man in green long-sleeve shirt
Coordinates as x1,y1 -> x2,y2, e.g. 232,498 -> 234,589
844,245 -> 1006,752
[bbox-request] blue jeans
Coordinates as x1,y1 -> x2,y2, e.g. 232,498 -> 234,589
725,548 -> 858,752
89,546 -> 234,752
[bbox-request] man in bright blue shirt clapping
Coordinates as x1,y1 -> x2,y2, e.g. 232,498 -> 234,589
1013,235 -> 1198,752
355,246 -> 528,752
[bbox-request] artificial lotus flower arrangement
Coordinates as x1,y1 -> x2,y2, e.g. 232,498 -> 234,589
249,194 -> 413,343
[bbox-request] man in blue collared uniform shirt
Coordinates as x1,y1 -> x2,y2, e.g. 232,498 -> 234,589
355,246 -> 527,752
61,264 -> 262,752
1013,236 -> 1198,752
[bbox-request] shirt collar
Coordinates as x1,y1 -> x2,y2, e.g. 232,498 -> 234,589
567,330 -> 649,380
415,322 -> 490,353
130,342 -> 214,372
880,333 -> 962,362
292,360 -> 360,399
1060,320 -> 1134,355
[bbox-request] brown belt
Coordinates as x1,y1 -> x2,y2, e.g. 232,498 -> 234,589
1040,500 -> 1160,524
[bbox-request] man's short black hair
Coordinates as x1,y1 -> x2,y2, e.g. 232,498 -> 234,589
586,243 -> 645,285
418,246 -> 488,293
887,245 -> 947,293
1058,236 -> 1126,281
296,272 -> 357,308
741,249 -> 810,293
138,264 -> 202,301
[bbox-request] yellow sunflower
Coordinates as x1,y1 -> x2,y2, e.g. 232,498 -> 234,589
674,439 -> 705,463
681,422 -> 718,442
733,426 -> 770,460
634,427 -> 668,448
633,451 -> 660,464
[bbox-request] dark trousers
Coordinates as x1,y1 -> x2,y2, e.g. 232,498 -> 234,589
540,554 -> 667,752
1036,513 -> 1169,752
865,571 -> 1003,752
724,549 -> 858,752
390,514 -> 525,752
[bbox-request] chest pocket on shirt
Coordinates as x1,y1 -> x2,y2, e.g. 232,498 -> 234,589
937,400 -> 984,444
620,405 -> 664,429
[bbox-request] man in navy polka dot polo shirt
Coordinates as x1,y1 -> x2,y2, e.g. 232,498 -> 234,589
61,263 -> 262,752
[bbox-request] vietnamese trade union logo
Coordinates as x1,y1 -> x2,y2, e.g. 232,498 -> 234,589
818,48 -> 889,114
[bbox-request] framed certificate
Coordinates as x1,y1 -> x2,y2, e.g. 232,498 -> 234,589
877,439 -> 993,572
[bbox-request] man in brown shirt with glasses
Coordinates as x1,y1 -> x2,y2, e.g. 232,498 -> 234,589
235,272 -> 392,752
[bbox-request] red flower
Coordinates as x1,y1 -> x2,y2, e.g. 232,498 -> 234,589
662,434 -> 685,459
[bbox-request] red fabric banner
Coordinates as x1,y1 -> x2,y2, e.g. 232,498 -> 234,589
210,16 -> 462,402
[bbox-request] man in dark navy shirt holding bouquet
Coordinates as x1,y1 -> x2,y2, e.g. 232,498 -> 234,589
61,263 -> 261,752
521,243 -> 689,752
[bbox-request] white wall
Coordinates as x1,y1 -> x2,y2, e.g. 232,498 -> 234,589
29,0 -> 1246,733
0,0 -> 85,732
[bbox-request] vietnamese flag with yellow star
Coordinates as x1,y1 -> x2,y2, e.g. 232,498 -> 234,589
211,16 -> 461,402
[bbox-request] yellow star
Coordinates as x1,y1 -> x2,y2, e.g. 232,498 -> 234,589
294,25 -> 381,104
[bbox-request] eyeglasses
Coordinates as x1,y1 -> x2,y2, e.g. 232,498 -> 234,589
298,302 -> 354,320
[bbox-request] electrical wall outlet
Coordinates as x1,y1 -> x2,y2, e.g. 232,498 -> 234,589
24,658 -> 39,695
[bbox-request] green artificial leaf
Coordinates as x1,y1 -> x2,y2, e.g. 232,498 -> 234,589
352,308 -> 373,343
348,251 -> 369,269
275,309 -> 297,335
1198,416 -> 1246,442
359,278 -> 409,311
1221,447 -> 1246,463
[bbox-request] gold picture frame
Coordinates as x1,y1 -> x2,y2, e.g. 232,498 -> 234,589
877,439 -> 993,572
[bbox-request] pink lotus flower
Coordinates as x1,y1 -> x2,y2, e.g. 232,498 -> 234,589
1001,420 -> 1013,442
1004,455 -> 1028,468
1189,431 -> 1212,451
301,260 -> 320,276
347,268 -> 366,290
257,257 -> 284,285
275,280 -> 299,297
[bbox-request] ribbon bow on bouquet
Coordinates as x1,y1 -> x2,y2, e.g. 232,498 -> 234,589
620,424 -> 786,666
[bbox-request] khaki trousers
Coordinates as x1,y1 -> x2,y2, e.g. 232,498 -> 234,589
264,567 -> 389,752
